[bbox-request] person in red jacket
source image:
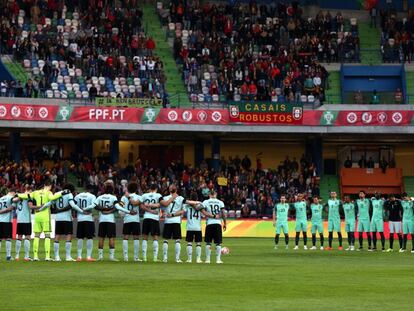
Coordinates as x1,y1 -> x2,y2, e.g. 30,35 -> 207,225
146,37 -> 156,55
249,82 -> 257,100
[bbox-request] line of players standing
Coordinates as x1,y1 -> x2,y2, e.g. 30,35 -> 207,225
0,181 -> 227,263
273,190 -> 414,252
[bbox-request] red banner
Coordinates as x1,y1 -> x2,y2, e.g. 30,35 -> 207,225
0,103 -> 59,121
229,112 -> 303,125
69,107 -> 144,123
156,109 -> 228,124
334,111 -> 414,126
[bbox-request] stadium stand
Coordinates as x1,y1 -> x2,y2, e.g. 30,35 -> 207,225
0,0 -> 167,102
159,1 -> 360,105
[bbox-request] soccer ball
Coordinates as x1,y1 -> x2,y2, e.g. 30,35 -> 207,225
221,247 -> 230,255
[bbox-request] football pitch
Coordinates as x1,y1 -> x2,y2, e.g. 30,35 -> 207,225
1,238 -> 413,311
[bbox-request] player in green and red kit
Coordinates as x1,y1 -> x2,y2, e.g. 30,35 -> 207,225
293,193 -> 308,250
400,193 -> 414,253
355,190 -> 372,251
18,180 -> 63,261
272,195 -> 290,250
370,193 -> 386,251
310,196 -> 324,250
326,191 -> 343,250
343,196 -> 356,251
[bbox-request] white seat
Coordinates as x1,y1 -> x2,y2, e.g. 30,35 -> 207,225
18,16 -> 24,27
133,78 -> 141,86
32,67 -> 40,75
57,76 -> 64,84
53,90 -> 61,98
86,83 -> 92,90
271,94 -> 278,102
82,91 -> 89,99
59,61 -> 66,69
112,27 -> 119,35
72,19 -> 79,27
73,12 -> 80,20
73,83 -> 80,91
182,30 -> 189,37
168,23 -> 175,31
101,91 -> 108,97
91,76 -> 98,84
38,60 -> 45,69
119,56 -> 126,64
45,18 -> 51,26
61,90 -> 68,98
350,18 -> 357,26
51,83 -> 58,90
121,85 -> 129,93
19,9 -> 25,17
300,95 -> 307,103
75,91 -> 82,99
128,85 -> 136,93
110,92 -> 117,98
308,95 -> 315,103
21,31 -> 28,39
212,94 -> 219,102
119,77 -> 126,85
23,59 -> 31,68
115,85 -> 122,92
203,72 -> 211,80
65,19 -> 72,27
65,84 -> 73,92
198,94 -> 205,102
46,90 -> 53,98
201,79 -> 207,87
75,68 -> 82,76
202,86 -> 209,95
52,60 -> 59,68
234,94 -> 241,101
98,77 -> 105,85
63,76 -> 71,84
68,68 -> 75,77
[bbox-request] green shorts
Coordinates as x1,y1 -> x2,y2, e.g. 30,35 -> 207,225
345,221 -> 356,232
276,222 -> 289,235
402,221 -> 414,234
357,219 -> 370,232
295,220 -> 307,232
328,219 -> 341,232
370,219 -> 384,232
34,219 -> 51,234
311,222 -> 323,234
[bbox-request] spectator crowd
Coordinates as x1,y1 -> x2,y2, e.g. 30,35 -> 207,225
160,1 -> 360,104
0,0 -> 167,101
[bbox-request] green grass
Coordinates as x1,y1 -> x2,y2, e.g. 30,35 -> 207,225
1,238 -> 414,311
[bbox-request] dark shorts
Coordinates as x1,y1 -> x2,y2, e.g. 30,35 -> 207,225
163,223 -> 182,240
77,221 -> 95,239
186,230 -> 202,243
142,219 -> 160,237
17,223 -> 32,236
98,222 -> 116,238
204,224 -> 222,244
0,222 -> 12,239
55,221 -> 73,235
123,222 -> 141,236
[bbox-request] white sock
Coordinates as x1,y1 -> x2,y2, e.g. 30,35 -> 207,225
86,239 -> 93,258
15,240 -> 22,258
133,240 -> 139,259
187,244 -> 192,260
123,240 -> 128,259
6,240 -> 11,258
153,240 -> 159,260
142,240 -> 147,260
54,241 -> 60,258
163,241 -> 168,260
0,241 -> 2,254
98,248 -> 103,259
175,240 -> 181,261
109,248 -> 115,260
24,239 -> 30,259
77,239 -> 83,258
65,241 -> 72,259
196,244 -> 202,260
205,244 -> 211,262
216,245 -> 222,262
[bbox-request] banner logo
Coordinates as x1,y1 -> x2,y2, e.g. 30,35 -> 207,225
182,110 -> 193,122
11,106 -> 21,118
38,107 -> 49,119
377,112 -> 387,124
212,111 -> 222,122
59,106 -> 70,121
167,110 -> 178,122
292,107 -> 303,120
25,107 -> 34,118
145,108 -> 156,123
361,112 -> 372,124
392,112 -> 403,124
346,112 -> 357,124
229,105 -> 239,118
197,110 -> 208,122
323,111 -> 334,125
0,105 -> 6,117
